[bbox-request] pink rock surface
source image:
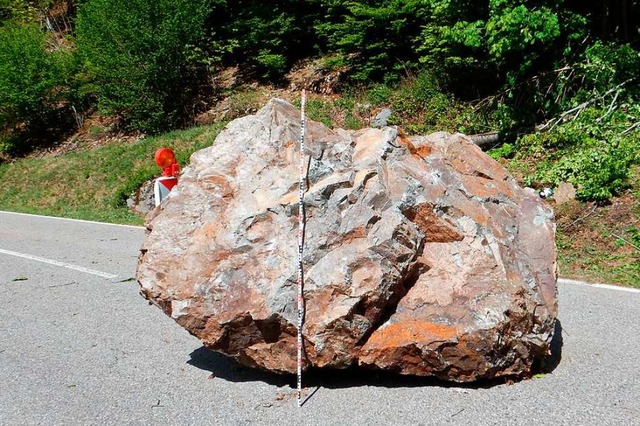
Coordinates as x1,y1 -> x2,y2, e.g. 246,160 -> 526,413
137,99 -> 557,382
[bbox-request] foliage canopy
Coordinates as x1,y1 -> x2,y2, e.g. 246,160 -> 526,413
1,0 -> 640,201
0,22 -> 76,153
76,0 -> 211,133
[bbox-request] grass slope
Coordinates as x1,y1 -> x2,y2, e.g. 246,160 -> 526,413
555,186 -> 640,287
0,123 -> 225,225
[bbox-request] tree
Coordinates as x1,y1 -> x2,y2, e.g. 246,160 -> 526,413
314,0 -> 426,81
0,22 -> 75,153
76,0 -> 211,133
0,0 -> 44,24
207,0 -> 321,79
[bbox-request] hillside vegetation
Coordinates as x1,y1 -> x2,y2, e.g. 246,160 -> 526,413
0,1 -> 638,285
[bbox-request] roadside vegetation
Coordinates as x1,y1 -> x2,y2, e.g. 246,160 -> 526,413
0,1 -> 638,285
0,123 -> 224,224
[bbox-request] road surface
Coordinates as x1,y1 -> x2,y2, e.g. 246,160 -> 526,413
1,211 -> 639,425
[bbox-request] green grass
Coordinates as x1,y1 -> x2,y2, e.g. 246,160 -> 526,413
554,168 -> 640,288
558,231 -> 640,288
0,122 -> 226,225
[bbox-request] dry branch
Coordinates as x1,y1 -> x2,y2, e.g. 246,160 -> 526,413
537,78 -> 635,132
612,233 -> 640,253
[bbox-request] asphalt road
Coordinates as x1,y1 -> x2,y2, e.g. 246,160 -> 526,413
1,211 -> 639,426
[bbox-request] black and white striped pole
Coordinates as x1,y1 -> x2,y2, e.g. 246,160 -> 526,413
296,90 -> 307,407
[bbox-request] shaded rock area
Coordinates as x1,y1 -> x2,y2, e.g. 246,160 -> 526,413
136,99 -> 558,382
127,180 -> 155,215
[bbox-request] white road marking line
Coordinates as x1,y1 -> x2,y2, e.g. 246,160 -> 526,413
559,278 -> 640,294
2,211 -> 637,292
0,248 -> 118,279
0,211 -> 145,229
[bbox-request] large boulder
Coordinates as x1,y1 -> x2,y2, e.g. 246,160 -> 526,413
136,99 -> 557,382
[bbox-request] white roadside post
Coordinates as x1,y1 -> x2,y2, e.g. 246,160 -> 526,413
153,148 -> 180,206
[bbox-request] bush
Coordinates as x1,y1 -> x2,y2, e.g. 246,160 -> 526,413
0,0 -> 42,23
315,0 -> 425,82
208,0 -> 320,80
419,2 -> 565,82
0,22 -> 75,153
76,0 -> 211,133
516,106 -> 640,201
369,71 -> 495,134
536,140 -> 636,201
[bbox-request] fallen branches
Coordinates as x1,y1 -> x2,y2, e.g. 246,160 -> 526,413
560,205 -> 598,231
621,121 -> 640,135
537,78 -> 635,132
612,233 -> 640,253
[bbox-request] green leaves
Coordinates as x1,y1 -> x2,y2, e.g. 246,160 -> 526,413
0,22 -> 75,153
208,1 -> 319,80
543,141 -> 635,201
485,5 -> 561,59
418,0 -> 567,79
0,0 -> 46,24
315,0 -> 425,81
75,0 -> 211,133
516,102 -> 640,202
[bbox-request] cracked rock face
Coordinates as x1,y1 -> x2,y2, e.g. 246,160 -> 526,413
137,99 -> 557,382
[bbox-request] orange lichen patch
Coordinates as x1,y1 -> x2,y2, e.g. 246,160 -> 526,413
397,128 -> 432,160
413,144 -> 433,158
342,226 -> 368,244
460,175 -> 516,200
403,203 -> 464,242
364,320 -> 458,349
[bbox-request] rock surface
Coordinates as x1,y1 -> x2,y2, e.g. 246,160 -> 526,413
371,108 -> 392,128
127,180 -> 155,215
553,182 -> 577,205
137,99 -> 558,382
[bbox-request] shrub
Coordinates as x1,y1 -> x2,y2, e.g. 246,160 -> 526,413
315,0 -> 425,81
516,107 -> 640,201
76,0 -> 211,133
208,0 -> 320,80
0,22 -> 75,153
538,138 -> 636,201
0,0 -> 42,23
